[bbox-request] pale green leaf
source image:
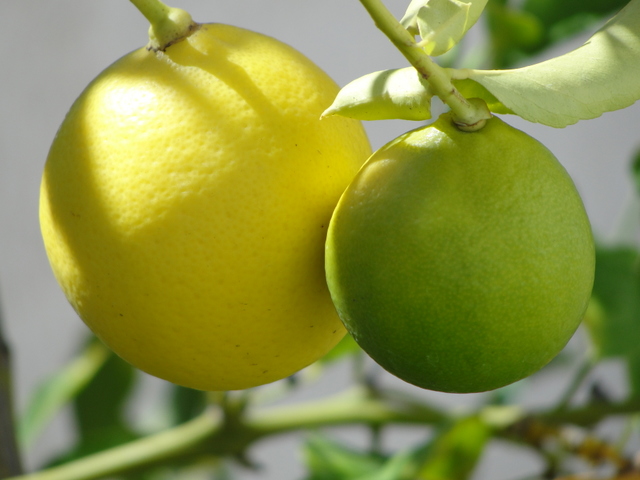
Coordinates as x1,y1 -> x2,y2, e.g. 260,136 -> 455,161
401,0 -> 430,35
18,339 -> 110,448
456,0 -> 640,127
416,0 -> 489,56
452,78 -> 514,114
418,416 -> 491,480
322,67 -> 433,121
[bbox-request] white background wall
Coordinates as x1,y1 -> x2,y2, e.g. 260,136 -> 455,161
1,1 -> 639,478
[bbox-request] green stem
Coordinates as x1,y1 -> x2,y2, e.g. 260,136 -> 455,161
357,0 -> 490,130
7,408 -> 222,480
246,387 -> 445,436
541,396 -> 640,426
129,0 -> 198,51
10,382 -> 640,480
552,359 -> 595,414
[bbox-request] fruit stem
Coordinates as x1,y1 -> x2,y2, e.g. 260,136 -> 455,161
129,0 -> 198,51
358,0 -> 491,131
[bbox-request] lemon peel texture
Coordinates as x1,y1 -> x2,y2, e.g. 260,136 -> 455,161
40,24 -> 371,391
325,113 -> 594,393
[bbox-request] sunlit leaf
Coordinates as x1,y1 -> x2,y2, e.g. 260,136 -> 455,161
18,338 -> 110,448
456,0 -> 640,127
401,0 -> 431,35
451,78 -> 513,114
323,67 -> 433,121
415,0 -> 489,56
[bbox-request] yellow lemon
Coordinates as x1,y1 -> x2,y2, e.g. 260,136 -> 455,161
325,113 -> 594,393
40,23 -> 371,391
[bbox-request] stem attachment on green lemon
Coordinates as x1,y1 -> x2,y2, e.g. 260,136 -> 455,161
129,0 -> 199,51
358,0 -> 491,131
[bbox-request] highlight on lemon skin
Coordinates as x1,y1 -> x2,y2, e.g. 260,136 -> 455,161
39,3 -> 371,391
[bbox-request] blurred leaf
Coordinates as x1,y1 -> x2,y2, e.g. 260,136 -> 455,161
302,432 -> 385,480
302,432 -> 436,480
47,340 -> 139,465
584,246 -> 640,395
487,0 -> 629,68
18,337 -> 110,448
523,0 -> 629,33
364,444 -> 432,480
458,0 -> 640,127
418,416 -> 491,480
485,1 -> 545,68
302,417 -> 491,480
320,334 -> 362,365
74,345 -> 136,441
170,385 -> 208,426
323,68 -> 433,121
586,247 -> 640,359
632,147 -> 640,195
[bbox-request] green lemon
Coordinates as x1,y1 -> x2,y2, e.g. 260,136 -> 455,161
40,23 -> 370,392
325,113 -> 595,393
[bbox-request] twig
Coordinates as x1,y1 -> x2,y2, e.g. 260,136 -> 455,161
0,298 -> 23,477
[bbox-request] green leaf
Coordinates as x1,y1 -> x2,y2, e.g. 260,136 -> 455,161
584,246 -> 640,395
45,342 -> 140,466
73,346 -> 137,443
415,0 -> 489,56
452,78 -> 513,114
523,0 -> 630,33
418,416 -> 491,480
360,443 -> 432,480
302,432 -> 385,480
485,1 -> 545,67
18,338 -> 110,448
319,334 -> 362,365
401,0 -> 431,35
323,68 -> 433,121
457,0 -> 640,127
585,247 -> 640,359
170,385 -> 207,425
487,0 -> 628,68
632,147 -> 640,195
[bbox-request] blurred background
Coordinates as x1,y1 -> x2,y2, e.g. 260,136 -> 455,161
1,0 -> 639,478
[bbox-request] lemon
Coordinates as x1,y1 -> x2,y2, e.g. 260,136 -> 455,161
325,113 -> 594,393
40,23 -> 371,391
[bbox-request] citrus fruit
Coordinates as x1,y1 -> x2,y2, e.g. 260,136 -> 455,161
39,22 -> 371,391
325,112 -> 595,393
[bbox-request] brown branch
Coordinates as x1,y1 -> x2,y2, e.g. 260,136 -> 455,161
0,298 -> 23,478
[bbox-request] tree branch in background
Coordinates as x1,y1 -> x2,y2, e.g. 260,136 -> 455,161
0,297 -> 23,477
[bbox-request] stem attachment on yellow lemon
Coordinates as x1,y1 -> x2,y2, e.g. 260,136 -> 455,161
129,0 -> 198,51
358,0 -> 491,130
